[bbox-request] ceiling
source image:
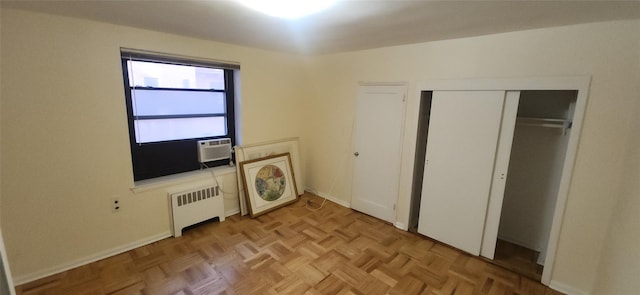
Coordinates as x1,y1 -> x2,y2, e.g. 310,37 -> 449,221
3,0 -> 640,55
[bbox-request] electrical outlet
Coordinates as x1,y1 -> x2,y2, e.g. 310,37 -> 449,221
111,198 -> 121,213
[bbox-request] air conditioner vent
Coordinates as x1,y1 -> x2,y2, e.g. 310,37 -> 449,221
197,138 -> 232,163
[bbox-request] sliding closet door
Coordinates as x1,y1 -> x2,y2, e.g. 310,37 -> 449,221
481,91 -> 520,259
418,91 -> 505,255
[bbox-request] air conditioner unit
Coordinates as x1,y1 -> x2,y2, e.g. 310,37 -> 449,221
197,138 -> 232,163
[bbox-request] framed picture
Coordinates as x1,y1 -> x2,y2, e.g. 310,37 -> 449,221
234,137 -> 304,215
239,153 -> 298,217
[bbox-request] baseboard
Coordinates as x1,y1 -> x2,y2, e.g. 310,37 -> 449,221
394,221 -> 408,231
549,280 -> 588,295
1,229 -> 16,295
304,188 -> 351,208
225,208 -> 240,217
13,231 -> 172,286
536,251 -> 546,266
305,188 -> 409,230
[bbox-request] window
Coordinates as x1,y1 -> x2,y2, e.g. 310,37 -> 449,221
121,49 -> 238,181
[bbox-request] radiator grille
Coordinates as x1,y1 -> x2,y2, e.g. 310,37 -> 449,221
169,184 -> 225,237
176,186 -> 219,206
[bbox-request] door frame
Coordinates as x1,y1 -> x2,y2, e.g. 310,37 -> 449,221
404,76 -> 590,286
1,229 -> 16,295
350,82 -> 408,223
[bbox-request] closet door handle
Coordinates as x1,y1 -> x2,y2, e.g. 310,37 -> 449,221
354,152 -> 359,157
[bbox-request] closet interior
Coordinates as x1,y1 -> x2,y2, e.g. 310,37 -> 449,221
408,91 -> 433,232
411,89 -> 578,281
493,90 -> 577,280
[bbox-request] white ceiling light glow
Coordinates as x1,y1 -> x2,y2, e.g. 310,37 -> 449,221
238,0 -> 337,19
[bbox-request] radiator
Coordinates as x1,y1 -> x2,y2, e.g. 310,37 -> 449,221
169,185 -> 225,237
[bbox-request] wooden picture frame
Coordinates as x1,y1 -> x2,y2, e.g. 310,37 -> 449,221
234,138 -> 304,216
239,153 -> 298,217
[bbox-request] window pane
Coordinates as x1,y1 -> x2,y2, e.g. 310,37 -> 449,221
128,60 -> 225,90
132,90 -> 225,116
134,117 -> 226,143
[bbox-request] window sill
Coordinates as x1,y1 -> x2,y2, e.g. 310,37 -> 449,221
130,165 -> 237,194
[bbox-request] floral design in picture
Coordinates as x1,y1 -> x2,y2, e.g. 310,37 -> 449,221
255,165 -> 286,201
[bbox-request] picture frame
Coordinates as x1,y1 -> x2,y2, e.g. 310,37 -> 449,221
234,137 -> 304,215
239,153 -> 298,217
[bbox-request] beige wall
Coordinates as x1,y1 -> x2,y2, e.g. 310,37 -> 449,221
592,72 -> 640,294
0,6 -> 10,292
2,7 -> 640,294
303,20 -> 640,294
0,9 -> 307,282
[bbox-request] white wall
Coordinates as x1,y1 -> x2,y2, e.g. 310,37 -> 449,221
0,8 -> 13,292
498,90 -> 574,264
303,20 -> 640,294
499,125 -> 570,262
0,230 -> 14,295
592,76 -> 640,294
0,8 -> 307,283
2,8 -> 640,294
0,10 -> 13,291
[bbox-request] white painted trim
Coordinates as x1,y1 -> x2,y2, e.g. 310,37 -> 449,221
358,81 -> 408,87
307,188 -> 407,231
549,280 -> 589,295
395,83 -> 423,237
394,222 -> 408,231
13,231 -> 172,286
394,85 -> 409,226
408,76 -> 591,287
131,166 -> 236,194
0,229 -> 16,295
541,77 -> 591,285
308,187 -> 407,231
236,137 -> 301,149
225,209 -> 240,217
418,76 -> 591,92
305,188 -> 351,208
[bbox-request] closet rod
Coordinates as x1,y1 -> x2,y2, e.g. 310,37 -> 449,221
516,117 -> 572,134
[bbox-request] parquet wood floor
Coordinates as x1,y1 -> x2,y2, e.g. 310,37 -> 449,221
16,193 -> 564,295
491,240 -> 543,282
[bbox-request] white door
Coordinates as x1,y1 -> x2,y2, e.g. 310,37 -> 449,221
418,91 -> 505,255
351,84 -> 406,223
481,91 -> 520,259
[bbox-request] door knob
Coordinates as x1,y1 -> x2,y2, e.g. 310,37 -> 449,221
354,152 -> 359,157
